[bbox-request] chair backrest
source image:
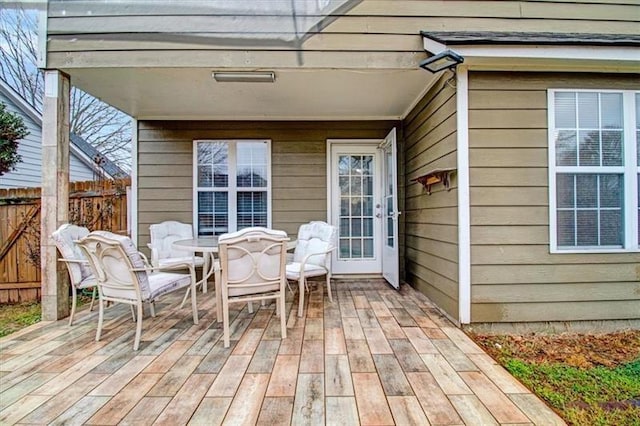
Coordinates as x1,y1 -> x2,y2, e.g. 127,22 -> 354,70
51,224 -> 92,285
77,230 -> 151,301
293,221 -> 337,267
149,221 -> 194,264
218,227 -> 288,297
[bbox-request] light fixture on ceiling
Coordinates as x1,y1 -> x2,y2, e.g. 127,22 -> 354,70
419,50 -> 464,73
212,71 -> 276,83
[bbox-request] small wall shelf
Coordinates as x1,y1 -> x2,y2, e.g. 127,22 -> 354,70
412,168 -> 456,195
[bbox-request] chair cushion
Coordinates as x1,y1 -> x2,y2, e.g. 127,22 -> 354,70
286,262 -> 328,280
158,256 -> 204,268
148,271 -> 192,300
52,224 -> 92,284
78,274 -> 97,289
149,221 -> 195,265
293,221 -> 337,267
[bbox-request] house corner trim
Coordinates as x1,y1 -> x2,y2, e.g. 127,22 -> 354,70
456,66 -> 471,324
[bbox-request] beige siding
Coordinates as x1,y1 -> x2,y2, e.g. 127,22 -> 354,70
136,121 -> 394,252
46,0 -> 639,69
402,74 -> 459,320
468,72 -> 640,323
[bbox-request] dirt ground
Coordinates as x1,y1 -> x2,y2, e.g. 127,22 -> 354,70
471,330 -> 640,369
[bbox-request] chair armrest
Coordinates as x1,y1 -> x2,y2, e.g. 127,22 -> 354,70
298,247 -> 336,274
57,258 -> 89,264
138,251 -> 152,268
131,261 -> 195,275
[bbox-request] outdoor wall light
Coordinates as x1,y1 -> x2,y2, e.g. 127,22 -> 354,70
419,50 -> 464,73
212,71 -> 276,83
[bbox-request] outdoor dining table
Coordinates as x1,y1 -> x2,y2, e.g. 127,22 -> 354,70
173,236 -> 297,323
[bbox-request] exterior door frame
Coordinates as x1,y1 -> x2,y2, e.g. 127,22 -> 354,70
327,139 -> 383,275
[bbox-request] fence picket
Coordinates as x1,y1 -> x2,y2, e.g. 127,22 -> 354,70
0,177 -> 130,303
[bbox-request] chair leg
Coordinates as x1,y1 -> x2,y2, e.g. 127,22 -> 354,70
96,299 -> 104,342
149,301 -> 156,318
134,303 -> 143,351
190,280 -> 199,325
297,277 -> 305,317
179,286 -> 190,309
280,293 -> 287,339
326,274 -> 333,303
69,285 -> 78,326
248,302 -> 254,313
130,305 -> 136,322
223,297 -> 230,348
88,287 -> 97,311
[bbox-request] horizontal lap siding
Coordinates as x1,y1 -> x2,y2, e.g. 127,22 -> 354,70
136,121 -> 394,251
468,72 -> 640,323
46,1 -> 639,69
403,75 -> 459,320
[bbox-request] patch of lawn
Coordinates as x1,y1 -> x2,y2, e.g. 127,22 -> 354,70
0,302 -> 41,338
0,293 -> 94,338
471,331 -> 640,426
505,358 -> 640,425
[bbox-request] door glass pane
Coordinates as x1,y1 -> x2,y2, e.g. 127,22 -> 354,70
338,154 -> 374,260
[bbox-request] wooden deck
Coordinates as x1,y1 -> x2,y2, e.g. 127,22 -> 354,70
0,280 -> 565,425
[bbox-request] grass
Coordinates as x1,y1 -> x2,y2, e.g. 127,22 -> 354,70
472,332 -> 640,426
0,301 -> 41,338
0,293 -> 93,338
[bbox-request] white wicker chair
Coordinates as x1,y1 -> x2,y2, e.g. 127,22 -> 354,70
77,230 -> 198,350
149,220 -> 209,302
286,221 -> 337,317
218,227 -> 289,348
51,224 -> 97,326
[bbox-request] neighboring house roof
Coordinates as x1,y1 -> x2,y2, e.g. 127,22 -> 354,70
421,31 -> 640,47
69,133 -> 126,179
0,78 -> 127,180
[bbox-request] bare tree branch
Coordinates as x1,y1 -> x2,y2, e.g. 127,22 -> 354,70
0,7 -> 131,172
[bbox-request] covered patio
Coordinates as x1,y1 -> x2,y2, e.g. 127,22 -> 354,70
0,280 -> 564,425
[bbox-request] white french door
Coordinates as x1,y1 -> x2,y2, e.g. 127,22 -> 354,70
380,128 -> 400,289
329,143 -> 382,274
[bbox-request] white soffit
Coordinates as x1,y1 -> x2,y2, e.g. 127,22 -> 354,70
68,67 -> 435,120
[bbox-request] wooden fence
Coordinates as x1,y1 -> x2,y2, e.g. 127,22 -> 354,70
0,178 -> 130,303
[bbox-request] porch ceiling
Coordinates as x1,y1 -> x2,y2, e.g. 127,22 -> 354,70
66,67 -> 436,120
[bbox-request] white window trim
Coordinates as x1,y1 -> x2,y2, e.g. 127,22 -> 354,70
192,139 -> 272,236
548,89 -> 639,254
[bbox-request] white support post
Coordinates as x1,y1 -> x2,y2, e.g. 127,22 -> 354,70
41,70 -> 70,321
456,66 -> 471,325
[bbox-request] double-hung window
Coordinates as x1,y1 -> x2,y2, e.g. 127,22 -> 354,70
548,89 -> 639,252
194,140 -> 271,236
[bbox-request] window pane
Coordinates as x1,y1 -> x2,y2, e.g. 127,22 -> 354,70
556,174 -> 575,208
236,191 -> 267,229
237,142 -> 268,188
601,93 -> 623,129
556,130 -> 577,166
578,92 -> 599,128
600,210 -> 622,246
555,92 -> 576,128
557,210 -> 575,246
198,165 -> 212,187
198,191 -> 228,236
599,175 -> 622,208
578,130 -> 600,166
576,175 -> 597,208
576,210 -> 598,246
602,131 -> 623,166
